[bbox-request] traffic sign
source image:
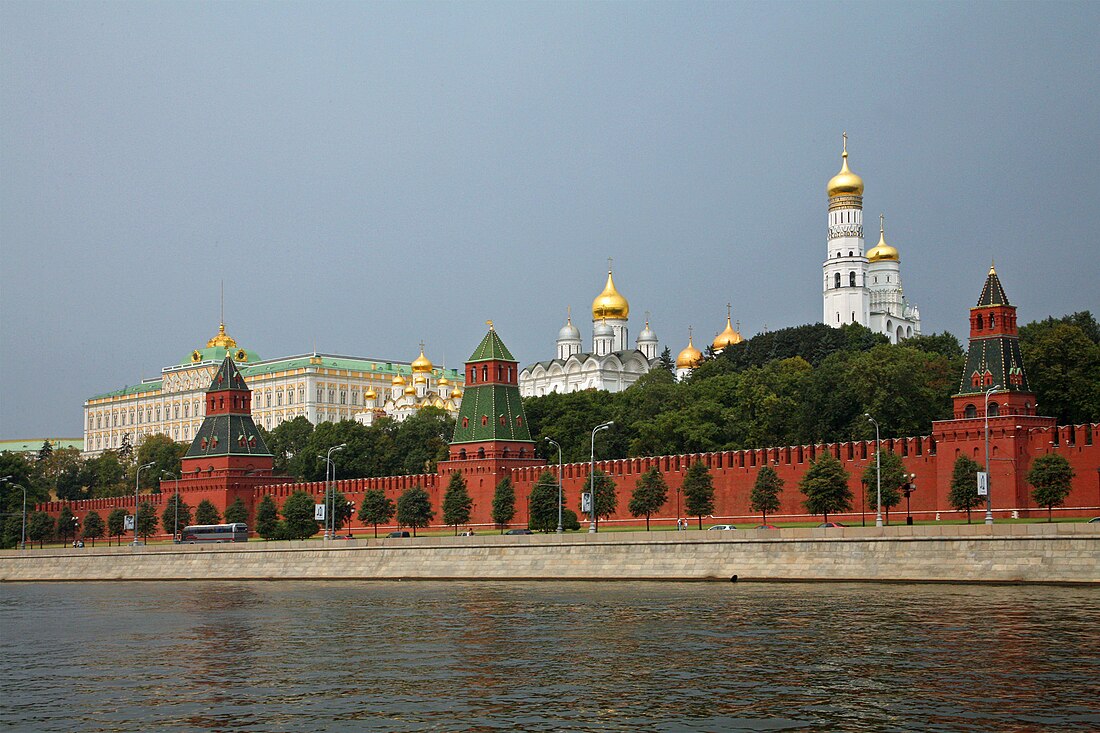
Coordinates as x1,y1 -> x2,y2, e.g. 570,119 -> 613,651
314,504 -> 326,520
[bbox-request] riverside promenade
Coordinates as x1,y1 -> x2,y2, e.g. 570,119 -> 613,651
2,523 -> 1098,584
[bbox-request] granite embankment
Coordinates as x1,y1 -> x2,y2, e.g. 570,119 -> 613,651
2,524 -> 1097,584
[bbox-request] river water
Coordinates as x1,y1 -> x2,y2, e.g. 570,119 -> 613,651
1,581 -> 1098,732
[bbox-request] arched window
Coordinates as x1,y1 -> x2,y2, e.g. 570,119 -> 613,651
482,365 -> 488,381
459,449 -> 467,460
988,402 -> 1000,417
477,447 -> 485,459
964,404 -> 977,418
849,271 -> 856,287
834,273 -> 841,288
976,314 -> 984,330
989,314 -> 995,327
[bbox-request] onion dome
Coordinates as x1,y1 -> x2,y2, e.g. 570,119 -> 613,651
411,344 -> 434,373
676,333 -> 703,369
592,267 -> 629,320
413,375 -> 426,384
439,376 -> 450,387
392,374 -> 406,386
593,318 -> 614,339
364,386 -> 377,400
712,311 -> 744,351
637,317 -> 657,344
451,386 -> 463,399
866,213 -> 899,262
826,133 -> 864,198
403,383 -> 416,395
558,311 -> 582,341
186,322 -> 261,365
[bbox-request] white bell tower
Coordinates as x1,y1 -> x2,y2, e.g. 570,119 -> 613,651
823,133 -> 870,328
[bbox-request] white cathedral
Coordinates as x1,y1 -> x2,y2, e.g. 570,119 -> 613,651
823,134 -> 920,342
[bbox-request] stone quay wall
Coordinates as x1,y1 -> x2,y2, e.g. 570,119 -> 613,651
2,524 -> 1097,585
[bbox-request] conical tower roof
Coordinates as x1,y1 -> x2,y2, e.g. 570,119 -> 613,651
184,356 -> 271,459
468,322 -> 515,362
976,264 -> 1010,307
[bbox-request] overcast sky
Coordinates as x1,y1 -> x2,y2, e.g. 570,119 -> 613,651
2,1 -> 1098,438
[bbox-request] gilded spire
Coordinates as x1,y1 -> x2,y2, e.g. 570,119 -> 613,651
867,211 -> 899,263
712,303 -> 744,350
827,131 -> 864,198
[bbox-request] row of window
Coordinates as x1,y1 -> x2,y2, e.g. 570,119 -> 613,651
88,400 -> 205,429
467,364 -> 515,384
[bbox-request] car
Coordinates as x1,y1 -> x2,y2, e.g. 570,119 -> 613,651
1089,517 -> 1100,523
386,531 -> 411,538
817,522 -> 847,528
707,524 -> 737,531
754,524 -> 779,530
504,528 -> 533,535
458,530 -> 476,536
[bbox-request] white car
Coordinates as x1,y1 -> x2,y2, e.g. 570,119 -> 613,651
707,524 -> 737,531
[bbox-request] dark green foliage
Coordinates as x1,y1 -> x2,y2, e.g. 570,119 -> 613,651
529,471 -> 562,532
1019,313 -> 1100,425
948,454 -> 982,523
491,477 -> 517,532
224,497 -> 250,525
396,486 -> 434,536
658,346 -> 676,373
136,501 -> 159,540
357,489 -> 396,538
37,440 -> 53,462
255,495 -> 281,540
89,451 -> 127,497
27,511 -> 54,548
393,408 -> 454,475
861,450 -> 906,524
83,511 -> 105,546
523,390 -> 617,463
561,508 -> 581,531
0,454 -> 42,549
107,508 -> 128,545
281,491 -> 321,540
442,472 -> 473,534
134,434 -> 186,490
1027,454 -> 1076,521
903,332 -> 964,363
58,506 -> 78,542
194,499 -> 222,526
331,490 -> 354,532
264,416 -> 314,475
628,467 -> 668,530
161,494 -> 193,537
750,465 -> 784,523
681,461 -> 715,529
586,469 -> 618,531
800,453 -> 852,522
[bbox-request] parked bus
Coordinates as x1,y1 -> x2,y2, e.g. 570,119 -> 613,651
180,523 -> 249,543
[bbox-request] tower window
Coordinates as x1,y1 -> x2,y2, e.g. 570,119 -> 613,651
989,314 -> 995,327
976,314 -> 984,330
834,273 -> 841,289
848,251 -> 853,257
964,404 -> 977,418
849,272 -> 856,287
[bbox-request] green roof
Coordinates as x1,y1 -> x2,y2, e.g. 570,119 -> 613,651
0,438 -> 83,453
451,384 -> 533,444
184,414 -> 272,459
88,380 -> 163,401
468,329 -> 515,362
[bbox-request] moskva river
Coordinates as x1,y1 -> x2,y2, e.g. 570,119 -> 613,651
2,581 -> 1097,732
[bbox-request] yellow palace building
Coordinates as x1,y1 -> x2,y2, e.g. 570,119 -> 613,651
82,323 -> 463,456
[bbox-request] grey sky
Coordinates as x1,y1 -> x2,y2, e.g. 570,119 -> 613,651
2,1 -> 1098,438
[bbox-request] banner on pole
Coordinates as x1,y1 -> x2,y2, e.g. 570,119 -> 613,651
977,472 -> 988,496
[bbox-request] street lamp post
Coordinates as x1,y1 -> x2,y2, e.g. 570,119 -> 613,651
321,444 -> 346,540
984,384 -> 1001,525
865,414 -> 882,527
133,462 -> 155,546
162,470 -> 180,541
545,437 -> 563,533
588,421 -> 613,533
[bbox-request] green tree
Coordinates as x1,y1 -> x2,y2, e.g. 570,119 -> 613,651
1027,454 -> 1076,522
265,416 -> 315,476
332,489 -> 354,534
861,450 -> 906,525
800,453 -> 852,523
281,491 -> 321,540
195,499 -> 222,526
224,497 -> 250,525
1019,318 -> 1100,425
948,454 -> 982,523
628,467 -> 668,530
27,511 -> 54,548
657,346 -> 676,373
528,471 -> 562,532
750,465 -> 784,524
357,489 -> 396,538
83,510 -> 105,547
442,472 -> 473,534
58,505 -> 78,543
393,408 -> 454,475
161,494 -> 193,538
107,508 -> 128,546
134,434 -> 186,490
136,500 -> 159,541
396,486 -> 434,536
255,495 -> 281,540
586,469 -> 618,532
560,508 -> 581,531
90,451 -> 127,498
37,439 -> 54,463
681,461 -> 715,529
491,476 -> 517,532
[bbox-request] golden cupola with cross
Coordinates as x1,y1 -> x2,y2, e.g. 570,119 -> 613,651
712,304 -> 744,352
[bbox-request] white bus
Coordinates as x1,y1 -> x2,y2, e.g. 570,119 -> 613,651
180,523 -> 249,543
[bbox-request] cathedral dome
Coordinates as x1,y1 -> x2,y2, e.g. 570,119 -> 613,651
712,314 -> 743,351
558,315 -> 581,342
866,217 -> 899,262
392,374 -> 406,386
403,383 -> 416,395
638,319 -> 657,343
827,135 -> 864,198
364,386 -> 377,400
451,386 -> 463,399
413,375 -> 426,384
411,346 -> 433,373
593,319 -> 614,339
592,269 -> 629,320
676,336 -> 702,369
439,376 -> 450,387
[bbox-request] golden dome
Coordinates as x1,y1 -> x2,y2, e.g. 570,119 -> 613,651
712,307 -> 744,351
411,344 -> 433,373
867,214 -> 898,262
206,322 -> 238,350
439,376 -> 450,387
592,267 -> 629,320
413,375 -> 426,384
403,383 -> 416,395
392,374 -> 406,386
676,332 -> 703,369
364,387 -> 377,399
826,132 -> 864,198
451,386 -> 463,399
